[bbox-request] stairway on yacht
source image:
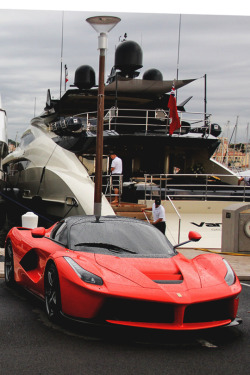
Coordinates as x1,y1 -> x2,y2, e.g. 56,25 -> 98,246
111,202 -> 151,221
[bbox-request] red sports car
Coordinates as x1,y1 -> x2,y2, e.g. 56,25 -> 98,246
5,215 -> 242,330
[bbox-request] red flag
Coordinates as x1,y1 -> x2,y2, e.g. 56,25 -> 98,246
65,65 -> 68,83
168,85 -> 181,135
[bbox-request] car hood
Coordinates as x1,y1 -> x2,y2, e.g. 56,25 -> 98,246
94,252 -> 227,291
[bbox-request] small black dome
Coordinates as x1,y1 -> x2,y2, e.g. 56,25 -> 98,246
74,65 -> 96,90
210,123 -> 222,137
115,41 -> 143,75
143,69 -> 163,81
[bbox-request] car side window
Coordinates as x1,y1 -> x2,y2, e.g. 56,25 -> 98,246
52,222 -> 68,246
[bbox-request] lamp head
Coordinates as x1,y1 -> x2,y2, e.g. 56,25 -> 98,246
86,16 -> 121,34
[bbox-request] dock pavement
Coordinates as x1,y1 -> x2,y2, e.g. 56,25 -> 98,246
0,247 -> 249,281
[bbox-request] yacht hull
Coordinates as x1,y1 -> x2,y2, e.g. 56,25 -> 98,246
3,126 -> 114,226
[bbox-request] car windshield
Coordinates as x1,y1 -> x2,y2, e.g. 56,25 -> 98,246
69,219 -> 175,258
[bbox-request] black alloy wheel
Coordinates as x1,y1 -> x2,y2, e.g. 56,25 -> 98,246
5,240 -> 15,287
44,262 -> 62,322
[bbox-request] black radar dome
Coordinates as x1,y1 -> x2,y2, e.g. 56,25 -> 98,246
143,69 -> 163,81
210,123 -> 222,137
115,40 -> 143,76
74,65 -> 96,90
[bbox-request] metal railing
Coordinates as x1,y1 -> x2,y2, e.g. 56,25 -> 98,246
167,195 -> 181,243
73,107 -> 212,136
137,173 -> 250,202
91,174 -> 123,203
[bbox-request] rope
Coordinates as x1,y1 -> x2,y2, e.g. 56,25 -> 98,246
193,247 -> 250,257
0,190 -> 54,224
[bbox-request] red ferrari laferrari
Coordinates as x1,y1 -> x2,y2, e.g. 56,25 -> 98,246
5,215 -> 242,330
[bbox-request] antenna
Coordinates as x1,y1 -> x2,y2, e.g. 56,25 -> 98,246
230,116 -> 239,167
34,97 -> 36,117
176,14 -> 181,101
59,11 -> 64,99
204,74 -> 207,126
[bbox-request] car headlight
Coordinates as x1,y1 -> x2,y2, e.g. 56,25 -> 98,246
223,259 -> 236,286
64,257 -> 103,286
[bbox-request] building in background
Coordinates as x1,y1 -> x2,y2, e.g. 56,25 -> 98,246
212,137 -> 249,170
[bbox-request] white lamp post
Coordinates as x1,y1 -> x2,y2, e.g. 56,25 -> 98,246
86,16 -> 121,218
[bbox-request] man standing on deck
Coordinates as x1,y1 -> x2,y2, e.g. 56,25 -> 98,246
238,176 -> 250,186
143,198 -> 166,234
110,151 -> 123,203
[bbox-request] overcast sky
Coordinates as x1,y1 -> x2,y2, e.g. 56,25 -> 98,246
0,2 -> 250,143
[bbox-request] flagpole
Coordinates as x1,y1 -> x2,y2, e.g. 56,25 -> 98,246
168,84 -> 181,136
65,65 -> 66,92
176,14 -> 181,101
59,11 -> 64,99
64,64 -> 68,91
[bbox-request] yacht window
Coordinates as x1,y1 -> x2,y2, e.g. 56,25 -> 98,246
4,160 -> 30,175
20,133 -> 35,147
18,160 -> 30,170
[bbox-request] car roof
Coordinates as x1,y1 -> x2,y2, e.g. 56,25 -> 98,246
63,215 -> 149,227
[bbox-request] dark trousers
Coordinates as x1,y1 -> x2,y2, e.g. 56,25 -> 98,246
153,221 -> 166,234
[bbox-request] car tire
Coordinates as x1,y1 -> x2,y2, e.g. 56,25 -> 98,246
44,262 -> 62,322
5,240 -> 15,287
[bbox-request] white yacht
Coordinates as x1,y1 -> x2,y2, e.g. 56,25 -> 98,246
2,39 -> 247,237
0,96 -> 9,232
0,96 -> 8,186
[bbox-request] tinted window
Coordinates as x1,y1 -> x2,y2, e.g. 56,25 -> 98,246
5,160 -> 30,175
20,132 -> 35,147
51,222 -> 68,246
69,219 -> 175,258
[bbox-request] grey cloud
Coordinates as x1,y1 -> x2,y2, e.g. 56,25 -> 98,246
0,9 -> 250,142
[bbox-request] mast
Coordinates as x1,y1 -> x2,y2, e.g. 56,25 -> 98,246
204,74 -> 207,126
34,97 -> 36,117
246,123 -> 249,170
225,121 -> 230,166
231,116 -> 239,168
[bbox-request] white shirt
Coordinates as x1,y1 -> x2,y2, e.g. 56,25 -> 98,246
243,177 -> 250,186
111,156 -> 122,174
152,203 -> 166,222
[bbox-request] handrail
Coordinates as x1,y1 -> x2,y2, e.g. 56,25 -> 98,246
139,173 -> 250,202
166,195 -> 181,243
73,107 -> 212,135
91,174 -> 123,203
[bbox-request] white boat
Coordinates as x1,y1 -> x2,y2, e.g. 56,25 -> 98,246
0,96 -> 8,187
0,96 -> 9,233
3,120 -> 114,226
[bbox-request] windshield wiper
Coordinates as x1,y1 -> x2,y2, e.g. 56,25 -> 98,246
74,242 -> 137,254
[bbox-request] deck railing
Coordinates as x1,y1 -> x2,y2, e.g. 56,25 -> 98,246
75,107 -> 212,136
136,173 -> 250,202
91,174 -> 123,203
